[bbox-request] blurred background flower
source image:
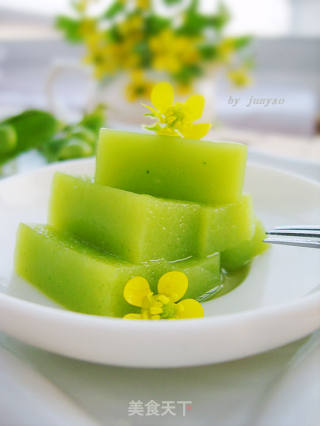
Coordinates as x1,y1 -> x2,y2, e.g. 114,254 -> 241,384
55,0 -> 253,100
0,0 -> 320,174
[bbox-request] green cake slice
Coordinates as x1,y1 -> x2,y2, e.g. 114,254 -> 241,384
198,194 -> 254,256
15,224 -> 221,317
49,173 -> 254,262
95,129 -> 247,204
221,219 -> 268,271
49,172 -> 201,262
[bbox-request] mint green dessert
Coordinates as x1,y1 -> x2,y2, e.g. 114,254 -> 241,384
15,224 -> 221,316
198,194 -> 254,256
49,173 -> 255,262
95,129 -> 247,204
49,172 -> 201,262
14,124 -> 269,318
221,219 -> 268,271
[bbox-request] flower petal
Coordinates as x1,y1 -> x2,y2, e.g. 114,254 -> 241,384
142,103 -> 158,115
123,313 -> 143,320
181,123 -> 211,140
228,68 -> 252,87
175,299 -> 204,319
184,94 -> 205,121
151,82 -> 174,113
156,127 -> 180,137
123,276 -> 152,307
157,271 -> 188,302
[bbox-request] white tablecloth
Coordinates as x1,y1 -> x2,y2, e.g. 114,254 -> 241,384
0,150 -> 319,426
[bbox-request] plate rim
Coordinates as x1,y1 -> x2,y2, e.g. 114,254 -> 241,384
1,158 -> 320,366
0,157 -> 320,330
0,282 -> 320,329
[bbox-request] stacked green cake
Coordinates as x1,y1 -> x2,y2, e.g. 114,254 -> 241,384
15,130 -> 267,317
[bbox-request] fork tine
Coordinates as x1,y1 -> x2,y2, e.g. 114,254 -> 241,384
264,236 -> 320,249
267,229 -> 320,238
274,225 -> 320,231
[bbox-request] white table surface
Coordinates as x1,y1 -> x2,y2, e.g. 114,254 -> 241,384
0,150 -> 320,426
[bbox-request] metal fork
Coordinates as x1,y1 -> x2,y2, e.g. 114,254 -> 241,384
264,225 -> 320,248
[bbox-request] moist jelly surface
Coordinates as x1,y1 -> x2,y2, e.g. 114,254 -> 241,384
14,130 -> 268,317
49,173 -> 255,263
221,219 -> 268,271
49,173 -> 201,263
95,129 -> 248,205
15,224 -> 222,316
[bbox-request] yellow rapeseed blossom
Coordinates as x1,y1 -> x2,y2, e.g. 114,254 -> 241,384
228,67 -> 253,87
84,36 -> 141,79
149,29 -> 199,74
136,0 -> 150,10
84,42 -> 119,78
73,0 -> 93,14
58,1 -> 253,98
176,82 -> 193,96
118,14 -> 144,41
125,70 -> 154,101
144,81 -> 211,139
123,271 -> 204,320
217,38 -> 236,64
79,18 -> 97,39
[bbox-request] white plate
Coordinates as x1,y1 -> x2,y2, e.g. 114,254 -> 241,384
0,159 -> 319,367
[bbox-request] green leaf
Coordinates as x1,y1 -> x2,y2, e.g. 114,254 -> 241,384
57,138 -> 94,161
0,125 -> 17,155
40,135 -> 95,163
133,41 -> 152,68
199,44 -> 218,60
163,0 -> 183,4
0,110 -> 58,165
80,104 -> 107,133
210,2 -> 231,31
144,123 -> 161,132
178,1 -> 230,35
145,15 -> 171,36
173,64 -> 203,84
55,15 -> 83,43
188,0 -> 199,13
233,35 -> 253,50
40,105 -> 106,163
67,125 -> 97,146
107,25 -> 123,43
40,137 -> 69,163
104,1 -> 125,19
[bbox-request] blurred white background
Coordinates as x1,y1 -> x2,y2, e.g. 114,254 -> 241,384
1,0 -> 320,37
0,0 -> 319,137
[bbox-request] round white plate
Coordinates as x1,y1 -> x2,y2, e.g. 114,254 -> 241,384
0,159 -> 319,367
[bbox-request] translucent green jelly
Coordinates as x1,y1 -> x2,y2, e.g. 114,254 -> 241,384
95,129 -> 247,205
49,173 -> 254,262
15,224 -> 221,317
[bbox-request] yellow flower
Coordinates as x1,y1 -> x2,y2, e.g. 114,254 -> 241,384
176,83 -> 193,96
118,14 -> 143,41
217,38 -> 236,64
149,29 -> 200,74
136,0 -> 150,9
79,18 -> 97,39
84,34 -> 141,79
84,43 -> 118,78
73,0 -> 93,14
228,67 -> 253,87
123,271 -> 204,320
125,70 -> 154,101
144,81 -> 211,139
